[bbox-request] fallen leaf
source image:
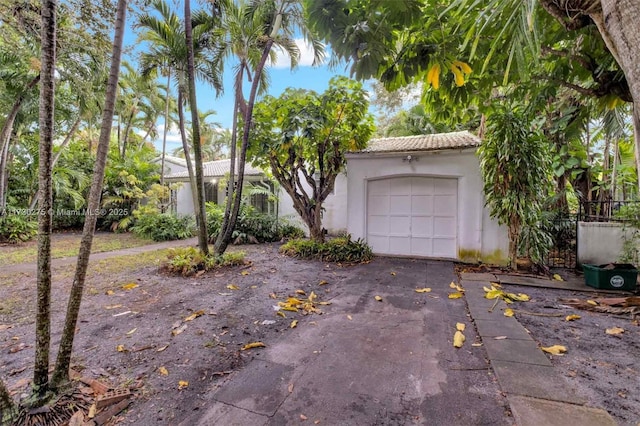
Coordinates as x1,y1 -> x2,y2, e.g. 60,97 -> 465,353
277,311 -> 286,318
106,290 -> 115,296
553,274 -> 564,281
68,410 -> 85,426
448,292 -> 463,299
269,293 -> 277,299
241,342 -> 266,351
288,383 -> 294,393
606,327 -> 625,335
541,345 -> 567,355
450,282 -> 464,292
290,320 -> 298,329
158,366 -> 168,376
587,300 -> 598,306
184,310 -> 205,322
300,414 -> 308,420
121,283 -> 138,290
295,289 -> 307,295
347,315 -> 353,320
319,280 -> 328,285
565,314 -> 581,321
125,328 -> 137,335
390,271 -> 396,276
178,380 -> 189,390
471,343 -> 483,347
104,304 -> 122,310
88,404 -> 97,419
415,288 -> 432,293
226,284 -> 240,290
374,295 -> 383,302
318,301 -> 332,305
494,336 -> 508,340
453,330 -> 465,348
157,345 -> 168,352
241,270 -> 250,276
116,345 -> 126,352
171,324 -> 187,336
251,285 -> 258,289
504,308 -> 515,317
456,322 -> 466,331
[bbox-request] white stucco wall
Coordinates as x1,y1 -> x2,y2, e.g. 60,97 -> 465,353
277,173 -> 348,236
175,183 -> 194,216
345,149 -> 509,263
577,222 -> 636,265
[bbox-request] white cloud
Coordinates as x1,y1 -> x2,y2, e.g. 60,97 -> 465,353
270,38 -> 323,69
156,123 -> 182,144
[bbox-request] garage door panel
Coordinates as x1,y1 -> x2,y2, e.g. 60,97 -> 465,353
389,216 -> 410,234
389,195 -> 411,214
434,217 -> 456,237
367,176 -> 457,258
411,216 -> 433,237
411,195 -> 433,215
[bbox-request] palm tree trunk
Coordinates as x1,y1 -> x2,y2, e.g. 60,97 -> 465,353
0,140 -> 10,210
50,0 -> 128,389
185,0 -> 208,254
33,0 -> 57,400
160,68 -> 171,212
177,89 -> 199,222
120,107 -> 136,159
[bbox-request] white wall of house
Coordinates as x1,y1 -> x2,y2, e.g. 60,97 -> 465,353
577,222 -> 636,265
175,183 -> 194,216
345,149 -> 509,263
277,173 -> 348,236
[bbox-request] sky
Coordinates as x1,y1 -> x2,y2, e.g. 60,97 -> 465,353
122,10 -> 353,154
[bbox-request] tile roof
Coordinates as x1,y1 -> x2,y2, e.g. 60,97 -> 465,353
355,131 -> 481,154
164,158 -> 264,180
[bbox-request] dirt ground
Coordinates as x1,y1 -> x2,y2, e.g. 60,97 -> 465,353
0,239 -> 639,425
501,282 -> 640,426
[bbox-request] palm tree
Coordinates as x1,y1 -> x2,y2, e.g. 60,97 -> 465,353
212,0 -> 324,255
137,0 -> 221,233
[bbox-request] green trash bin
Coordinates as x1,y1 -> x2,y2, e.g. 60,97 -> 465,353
582,263 -> 638,291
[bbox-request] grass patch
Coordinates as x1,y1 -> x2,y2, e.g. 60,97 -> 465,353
0,232 -> 155,265
280,235 -> 373,263
165,247 -> 247,276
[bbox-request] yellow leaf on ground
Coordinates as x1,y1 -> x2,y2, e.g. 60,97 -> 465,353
450,282 -> 464,292
456,322 -> 465,331
241,342 -> 266,351
565,314 -> 581,321
374,295 -> 383,301
415,288 -> 432,293
553,274 -> 564,281
116,345 -> 126,352
453,330 -> 466,348
241,270 -> 250,276
158,366 -> 168,376
157,345 -> 168,352
121,283 -> 138,290
606,327 -> 624,335
106,290 -> 115,296
295,289 -> 306,295
126,328 -> 137,335
390,272 -> 396,276
226,284 -> 239,290
184,310 -> 205,322
178,380 -> 189,390
507,293 -> 530,302
504,308 -> 515,317
277,311 -> 286,318
448,292 -> 463,299
319,280 -> 328,285
290,320 -> 298,329
587,300 -> 598,306
541,345 -> 567,355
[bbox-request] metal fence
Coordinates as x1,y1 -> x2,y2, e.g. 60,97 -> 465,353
545,213 -> 577,269
579,200 -> 640,223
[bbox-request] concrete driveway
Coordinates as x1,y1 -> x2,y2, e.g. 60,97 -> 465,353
179,256 -> 511,425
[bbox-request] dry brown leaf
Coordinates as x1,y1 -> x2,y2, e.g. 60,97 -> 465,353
68,410 -> 85,426
184,310 -> 205,322
88,404 -> 97,419
171,324 -> 187,336
288,383 -> 294,393
300,414 -> 308,420
241,342 -> 266,351
158,366 -> 168,376
319,280 -> 328,285
390,271 -> 397,276
606,327 -> 625,335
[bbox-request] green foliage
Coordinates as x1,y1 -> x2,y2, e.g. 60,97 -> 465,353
479,107 -> 552,268
206,202 -> 304,244
0,213 -> 37,243
614,203 -> 640,265
165,246 -> 246,276
131,207 -> 195,242
280,235 -> 373,263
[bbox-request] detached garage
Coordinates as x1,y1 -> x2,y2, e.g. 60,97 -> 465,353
346,131 -> 508,264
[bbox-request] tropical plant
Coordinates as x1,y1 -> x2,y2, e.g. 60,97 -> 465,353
479,107 -> 552,270
280,235 -> 373,263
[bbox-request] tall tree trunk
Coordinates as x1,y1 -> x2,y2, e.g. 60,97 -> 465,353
33,0 -> 57,399
185,0 -> 208,254
177,89 -> 199,221
29,115 -> 82,210
215,40 -> 275,255
160,68 -> 171,188
0,75 -> 40,209
120,107 -> 136,159
592,1 -> 640,192
612,138 -> 619,199
50,0 -> 128,389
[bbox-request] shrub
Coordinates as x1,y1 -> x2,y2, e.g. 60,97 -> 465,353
131,209 -> 195,242
0,213 -> 38,243
280,235 -> 373,263
165,246 -> 246,276
206,202 -> 305,244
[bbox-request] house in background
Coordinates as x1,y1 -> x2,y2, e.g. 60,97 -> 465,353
161,131 -> 509,264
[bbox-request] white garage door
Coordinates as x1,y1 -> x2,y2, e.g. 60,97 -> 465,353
367,177 -> 457,258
